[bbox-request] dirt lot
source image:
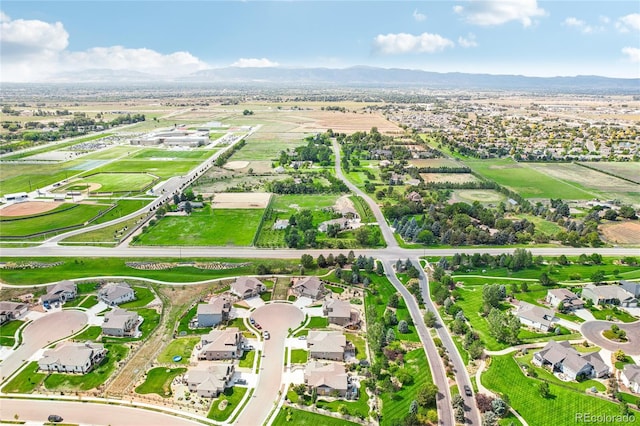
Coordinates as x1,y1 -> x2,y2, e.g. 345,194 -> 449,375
420,173 -> 478,184
0,201 -> 62,216
409,158 -> 463,168
600,221 -> 640,244
291,110 -> 401,134
224,161 -> 250,170
211,192 -> 272,209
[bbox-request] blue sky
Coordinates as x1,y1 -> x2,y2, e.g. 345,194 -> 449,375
1,1 -> 639,82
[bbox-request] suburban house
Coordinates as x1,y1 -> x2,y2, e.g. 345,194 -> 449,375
545,288 -> 585,311
292,276 -> 326,300
621,280 -> 640,298
406,191 -> 423,203
304,361 -> 349,397
581,284 -> 638,307
199,328 -> 245,360
533,340 -> 609,380
514,301 -> 556,332
318,218 -> 350,233
197,296 -> 231,327
101,308 -> 139,337
231,277 -> 265,299
322,299 -> 356,326
621,364 -> 640,394
335,205 -> 359,220
38,341 -> 107,374
307,331 -> 351,361
185,364 -> 235,398
0,301 -> 28,325
98,282 -> 136,306
41,281 -> 77,305
272,219 -> 290,230
177,201 -> 204,211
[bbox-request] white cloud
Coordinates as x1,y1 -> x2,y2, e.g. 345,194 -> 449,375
454,0 -> 546,27
413,9 -> 427,22
373,32 -> 454,55
458,33 -> 478,48
616,13 -> 640,33
0,12 -> 208,82
563,17 -> 595,34
231,58 -> 279,68
599,16 -> 610,25
622,47 -> 640,63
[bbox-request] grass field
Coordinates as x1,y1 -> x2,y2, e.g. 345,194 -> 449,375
119,286 -> 156,309
345,333 -> 367,360
61,173 -> 156,193
2,134 -> 113,161
135,367 -> 187,397
86,160 -> 196,179
465,158 -> 595,199
271,194 -> 339,211
81,146 -> 142,160
272,407 -> 359,426
1,361 -> 47,393
316,387 -> 369,419
512,213 -> 565,235
482,354 -> 639,426
579,162 -> 640,184
238,349 -> 256,368
0,162 -> 82,196
131,149 -> 215,160
157,337 -> 200,364
207,387 -> 248,421
134,207 -> 264,246
72,325 -> 102,341
230,138 -> 302,161
1,203 -> 109,238
0,320 -> 24,338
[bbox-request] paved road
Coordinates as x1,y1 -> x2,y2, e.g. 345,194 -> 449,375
580,320 -> 640,355
412,259 -> 481,426
382,260 -> 454,426
1,399 -> 200,425
0,310 -> 87,382
233,303 -> 304,426
332,140 -> 397,248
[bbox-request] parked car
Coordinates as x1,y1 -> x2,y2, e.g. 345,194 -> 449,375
464,385 -> 472,397
255,323 -> 262,330
298,335 -> 307,340
249,317 -> 255,325
48,415 -> 63,423
263,331 -> 270,340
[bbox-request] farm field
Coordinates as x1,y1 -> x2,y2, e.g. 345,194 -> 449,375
230,138 -> 303,161
0,202 -> 110,238
527,162 -> 640,206
57,172 -> 157,193
133,207 -> 264,246
420,172 -> 478,184
450,189 -> 506,204
578,161 -> 640,184
271,194 -> 339,211
599,221 -> 640,245
409,158 -> 462,168
465,158 -> 595,199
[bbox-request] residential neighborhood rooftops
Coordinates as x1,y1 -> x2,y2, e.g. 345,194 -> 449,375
304,361 -> 348,392
307,331 -> 347,353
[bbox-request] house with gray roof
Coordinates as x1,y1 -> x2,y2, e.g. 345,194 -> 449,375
318,218 -> 350,233
307,331 -> 352,361
102,308 -> 139,337
581,284 -> 637,307
292,276 -> 326,300
231,277 -> 265,299
197,296 -> 231,327
621,364 -> 640,394
621,281 -> 640,298
98,282 -> 136,306
199,328 -> 245,360
322,299 -> 355,326
304,361 -> 349,397
41,280 -> 77,305
514,301 -> 556,332
533,340 -> 609,380
0,301 -> 28,325
186,364 -> 235,398
546,288 -> 584,311
38,341 -> 107,374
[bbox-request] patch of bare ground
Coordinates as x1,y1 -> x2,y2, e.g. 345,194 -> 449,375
599,221 -> 640,245
0,201 -> 62,217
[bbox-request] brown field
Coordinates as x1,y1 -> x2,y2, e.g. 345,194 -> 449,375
409,158 -> 463,168
0,201 -> 62,216
420,173 -> 478,184
578,162 -> 640,184
211,192 -> 272,209
224,161 -> 250,170
599,221 -> 640,245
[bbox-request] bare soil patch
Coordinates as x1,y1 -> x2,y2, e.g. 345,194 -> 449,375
600,221 -> 640,244
420,173 -> 478,184
291,110 -> 401,134
212,192 -> 272,209
409,158 -> 462,168
224,161 -> 250,170
0,201 -> 62,217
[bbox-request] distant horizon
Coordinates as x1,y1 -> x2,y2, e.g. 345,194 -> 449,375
1,1 -> 639,83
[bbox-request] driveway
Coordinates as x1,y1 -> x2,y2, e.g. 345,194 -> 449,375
580,320 -> 640,355
574,308 -> 596,322
0,310 -> 87,382
233,303 -> 304,426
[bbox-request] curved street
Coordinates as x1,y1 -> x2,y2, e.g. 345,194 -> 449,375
233,303 -> 304,426
580,320 -> 640,355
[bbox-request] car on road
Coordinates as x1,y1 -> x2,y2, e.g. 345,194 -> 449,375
263,331 -> 270,340
255,323 -> 262,330
249,317 -> 255,325
464,385 -> 472,397
48,415 -> 63,423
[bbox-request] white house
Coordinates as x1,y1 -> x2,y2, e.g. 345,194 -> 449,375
197,296 -> 231,327
514,301 -> 556,332
621,364 -> 640,394
98,282 -> 136,306
102,308 -> 139,337
38,341 -> 107,374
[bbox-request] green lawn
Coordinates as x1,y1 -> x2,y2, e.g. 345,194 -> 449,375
346,333 -> 367,360
72,325 -> 102,341
1,203 -> 109,238
271,194 -> 339,211
465,158 -> 595,199
136,308 -> 160,340
238,349 -> 256,368
176,305 -> 209,336
85,159 -> 196,179
92,199 -> 150,224
0,320 -> 24,337
133,207 -> 264,246
119,286 -> 156,309
512,214 -> 564,235
272,407 -> 359,426
135,367 -> 187,397
482,354 -> 639,426
1,361 -> 47,393
306,317 -> 329,329
44,343 -> 129,391
325,284 -> 345,294
0,162 -> 80,195
590,306 -> 638,322
61,172 -> 156,193
79,295 -> 99,309
207,386 -> 248,421
157,337 -> 200,364
290,349 -> 308,364
131,149 -> 214,160
316,387 -> 369,419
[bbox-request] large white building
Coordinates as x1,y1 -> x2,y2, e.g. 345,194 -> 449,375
130,128 -> 209,147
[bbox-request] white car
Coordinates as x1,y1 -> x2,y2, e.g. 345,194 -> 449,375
263,331 -> 270,340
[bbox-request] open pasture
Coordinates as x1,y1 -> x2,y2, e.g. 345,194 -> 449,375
599,221 -> 640,245
133,207 -> 264,246
466,158 -> 595,199
579,161 -> 640,184
211,192 -> 271,209
451,189 -> 506,204
420,173 -> 478,184
230,137 -> 302,161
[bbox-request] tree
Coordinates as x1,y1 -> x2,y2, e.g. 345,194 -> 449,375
482,411 -> 498,426
521,282 -> 529,292
388,293 -> 399,308
455,406 -> 466,424
590,270 -> 605,284
539,382 -> 550,398
424,311 -> 437,328
409,400 -> 418,415
347,250 -> 355,264
183,201 -> 192,214
475,393 -> 494,412
292,383 -> 307,396
482,284 -> 503,309
301,254 -> 314,269
417,383 -> 439,407
614,349 -> 626,362
376,260 -> 384,275
385,328 -> 396,343
492,397 -> 508,417
539,272 -> 554,286
317,254 -> 327,268
398,320 -> 409,334
452,394 -> 465,410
